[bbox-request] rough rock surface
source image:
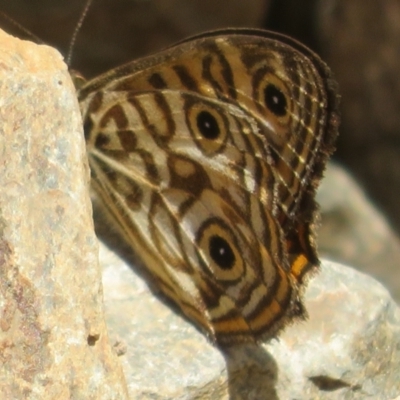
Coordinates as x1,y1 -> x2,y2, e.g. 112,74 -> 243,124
100,235 -> 400,399
318,163 -> 400,302
0,30 -> 127,398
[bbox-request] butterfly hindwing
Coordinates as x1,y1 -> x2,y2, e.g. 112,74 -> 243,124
78,29 -> 339,345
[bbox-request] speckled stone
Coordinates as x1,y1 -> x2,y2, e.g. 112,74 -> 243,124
100,234 -> 400,399
0,29 -> 128,399
318,162 -> 400,302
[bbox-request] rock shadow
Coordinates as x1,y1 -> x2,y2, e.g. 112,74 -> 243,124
222,343 -> 279,400
93,203 -> 280,399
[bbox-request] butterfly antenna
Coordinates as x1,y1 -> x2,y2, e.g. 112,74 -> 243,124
0,10 -> 43,44
66,0 -> 94,67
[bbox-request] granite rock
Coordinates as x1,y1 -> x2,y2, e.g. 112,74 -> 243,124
0,29 -> 128,399
100,236 -> 400,399
318,162 -> 400,302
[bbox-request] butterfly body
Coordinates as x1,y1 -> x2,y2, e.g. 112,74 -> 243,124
78,29 -> 339,345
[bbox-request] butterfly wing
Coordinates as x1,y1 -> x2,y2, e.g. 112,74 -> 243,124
79,29 -> 340,285
83,88 -> 307,344
78,30 -> 339,344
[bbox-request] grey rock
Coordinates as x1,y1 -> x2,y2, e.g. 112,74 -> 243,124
0,29 -> 128,399
101,238 -> 400,399
318,162 -> 400,302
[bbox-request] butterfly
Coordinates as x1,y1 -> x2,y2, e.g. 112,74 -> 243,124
76,28 -> 340,346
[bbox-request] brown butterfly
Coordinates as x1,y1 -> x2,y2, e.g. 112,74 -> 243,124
76,29 -> 340,346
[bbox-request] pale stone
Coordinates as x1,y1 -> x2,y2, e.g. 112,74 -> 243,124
100,236 -> 400,399
318,162 -> 400,302
0,29 -> 128,398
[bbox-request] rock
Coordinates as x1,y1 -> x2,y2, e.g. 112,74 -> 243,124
100,233 -> 400,399
0,29 -> 127,398
317,162 -> 400,302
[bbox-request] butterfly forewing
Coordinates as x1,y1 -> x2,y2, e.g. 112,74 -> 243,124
78,29 -> 339,345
